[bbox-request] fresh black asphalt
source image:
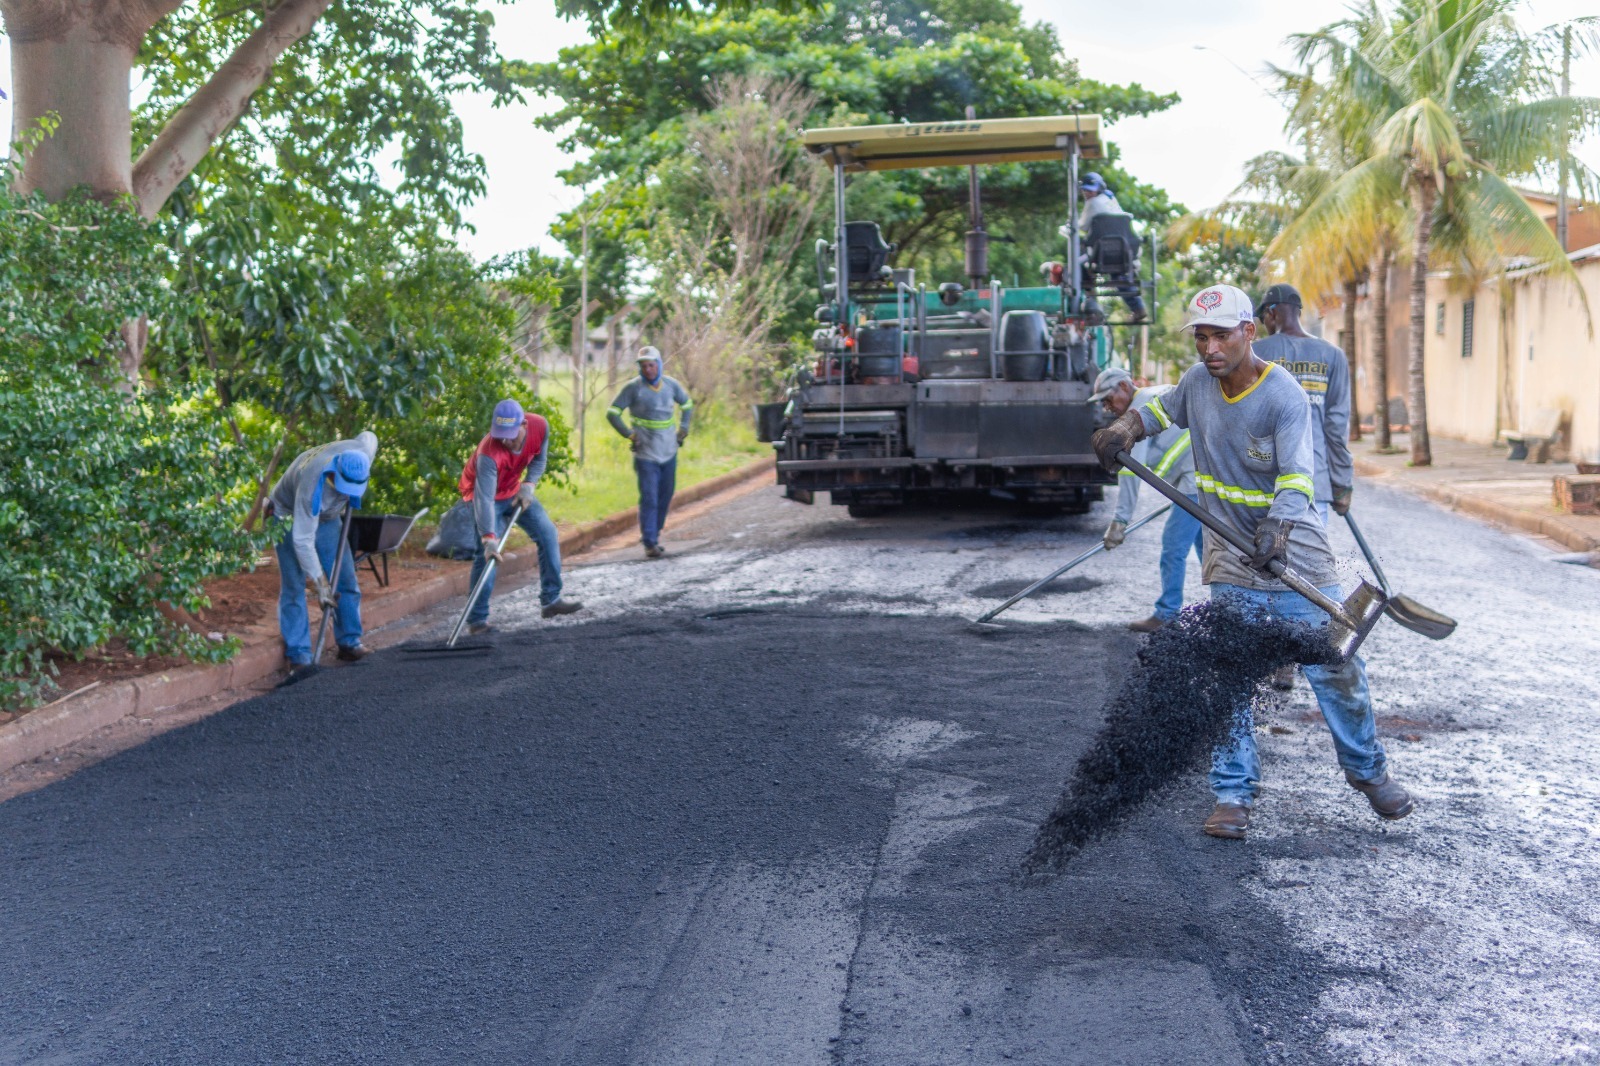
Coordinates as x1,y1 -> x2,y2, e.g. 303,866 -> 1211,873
0,601 -> 1363,1065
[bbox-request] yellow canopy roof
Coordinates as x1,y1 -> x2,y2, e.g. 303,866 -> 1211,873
801,114 -> 1103,171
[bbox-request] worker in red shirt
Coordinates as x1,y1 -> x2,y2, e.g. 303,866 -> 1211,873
458,399 -> 582,634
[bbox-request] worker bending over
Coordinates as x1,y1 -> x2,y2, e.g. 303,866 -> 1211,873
607,346 -> 693,559
269,432 -> 377,673
460,399 -> 582,635
1092,285 -> 1413,841
1089,367 -> 1204,633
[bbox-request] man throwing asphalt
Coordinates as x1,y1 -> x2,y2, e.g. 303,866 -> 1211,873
269,431 -> 377,673
459,399 -> 581,635
1090,367 -> 1205,633
607,346 -> 693,559
1091,284 -> 1413,841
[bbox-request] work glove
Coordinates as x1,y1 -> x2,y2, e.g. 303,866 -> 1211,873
1090,409 -> 1146,474
676,428 -> 688,446
1103,520 -> 1127,550
629,432 -> 643,455
313,576 -> 336,610
1244,518 -> 1293,572
514,482 -> 537,508
482,532 -> 504,562
1331,484 -> 1352,517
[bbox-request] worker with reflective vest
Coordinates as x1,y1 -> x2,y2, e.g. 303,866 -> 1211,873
1088,367 -> 1203,632
606,346 -> 693,559
457,399 -> 582,635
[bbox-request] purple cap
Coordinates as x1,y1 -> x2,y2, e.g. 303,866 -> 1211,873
490,399 -> 524,439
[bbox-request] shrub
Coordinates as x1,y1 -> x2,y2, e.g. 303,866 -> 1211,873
0,187 -> 261,707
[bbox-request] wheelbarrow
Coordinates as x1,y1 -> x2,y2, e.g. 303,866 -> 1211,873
347,508 -> 428,587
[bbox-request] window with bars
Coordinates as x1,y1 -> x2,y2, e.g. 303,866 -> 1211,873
1435,302 -> 1446,335
1461,300 -> 1475,357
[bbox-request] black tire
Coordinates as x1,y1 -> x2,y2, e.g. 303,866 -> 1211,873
846,502 -> 883,518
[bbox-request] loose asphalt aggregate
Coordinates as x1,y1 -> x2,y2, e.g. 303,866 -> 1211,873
5,475 -> 1600,1064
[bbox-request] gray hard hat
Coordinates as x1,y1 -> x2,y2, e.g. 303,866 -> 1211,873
1087,366 -> 1133,404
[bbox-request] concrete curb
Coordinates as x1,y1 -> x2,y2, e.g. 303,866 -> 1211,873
0,455 -> 776,775
1354,456 -> 1598,552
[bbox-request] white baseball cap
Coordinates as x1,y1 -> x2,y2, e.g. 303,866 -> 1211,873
1183,285 -> 1254,330
1087,366 -> 1133,404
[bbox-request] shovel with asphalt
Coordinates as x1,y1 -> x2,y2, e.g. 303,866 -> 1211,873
1116,450 -> 1386,663
399,503 -> 527,658
971,503 -> 1173,627
1343,512 -> 1457,639
278,508 -> 355,688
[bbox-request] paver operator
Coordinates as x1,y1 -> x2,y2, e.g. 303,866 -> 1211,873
1091,284 -> 1414,841
460,399 -> 582,635
1089,367 -> 1205,633
269,432 -> 377,672
1062,171 -> 1147,322
607,346 -> 693,559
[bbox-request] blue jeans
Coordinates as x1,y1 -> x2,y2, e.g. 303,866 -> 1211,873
467,496 -> 563,622
635,457 -> 678,547
1208,582 -> 1388,806
1154,494 -> 1206,620
276,517 -> 362,664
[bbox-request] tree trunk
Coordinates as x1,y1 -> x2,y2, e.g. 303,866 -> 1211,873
1407,182 -> 1437,466
1343,277 -> 1362,442
1372,247 -> 1392,450
6,26 -> 136,201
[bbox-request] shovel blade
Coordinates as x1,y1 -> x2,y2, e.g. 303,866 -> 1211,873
1385,595 -> 1457,640
1328,580 -> 1387,663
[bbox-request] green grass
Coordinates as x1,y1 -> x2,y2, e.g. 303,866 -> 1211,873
533,373 -> 769,530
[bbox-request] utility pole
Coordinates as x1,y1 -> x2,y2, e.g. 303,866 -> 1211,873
1558,25 -> 1571,253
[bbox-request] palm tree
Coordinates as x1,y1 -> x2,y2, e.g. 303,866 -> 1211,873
1289,0 -> 1600,465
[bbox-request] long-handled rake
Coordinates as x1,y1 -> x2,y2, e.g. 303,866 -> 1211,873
971,503 -> 1173,627
398,503 -> 528,659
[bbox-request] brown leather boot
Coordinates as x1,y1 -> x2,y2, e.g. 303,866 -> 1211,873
1202,802 -> 1251,839
1345,771 -> 1416,820
1127,615 -> 1165,633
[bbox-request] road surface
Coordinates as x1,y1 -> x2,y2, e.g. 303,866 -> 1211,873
3,476 -> 1596,1065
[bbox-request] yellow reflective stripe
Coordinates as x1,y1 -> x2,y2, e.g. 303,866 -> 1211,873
1275,473 -> 1315,500
633,416 -> 677,429
1146,396 -> 1172,429
1194,473 -> 1275,507
606,406 -> 624,417
681,399 -> 694,409
1152,430 -> 1191,478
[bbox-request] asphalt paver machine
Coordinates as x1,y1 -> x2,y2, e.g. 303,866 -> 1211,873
757,114 -> 1156,516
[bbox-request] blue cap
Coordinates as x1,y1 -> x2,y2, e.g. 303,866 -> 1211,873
329,450 -> 370,503
491,399 -> 524,439
1080,172 -> 1106,193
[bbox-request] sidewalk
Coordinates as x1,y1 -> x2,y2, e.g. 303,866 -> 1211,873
1352,433 -> 1600,554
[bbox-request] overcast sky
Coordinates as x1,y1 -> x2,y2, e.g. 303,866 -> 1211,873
2,0 -> 1596,262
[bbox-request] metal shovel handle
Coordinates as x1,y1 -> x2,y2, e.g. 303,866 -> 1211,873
311,507 -> 356,665
446,502 -> 527,648
1114,450 -> 1357,629
974,503 -> 1172,624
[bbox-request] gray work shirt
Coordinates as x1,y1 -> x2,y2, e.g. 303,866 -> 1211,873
268,432 -> 379,583
608,376 -> 693,464
1138,361 -> 1339,591
1252,332 -> 1353,501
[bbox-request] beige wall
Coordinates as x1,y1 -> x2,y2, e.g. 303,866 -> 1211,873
1422,251 -> 1600,462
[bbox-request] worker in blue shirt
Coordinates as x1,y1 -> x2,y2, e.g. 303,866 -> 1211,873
607,347 -> 694,559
